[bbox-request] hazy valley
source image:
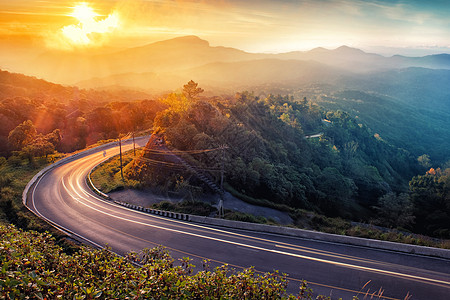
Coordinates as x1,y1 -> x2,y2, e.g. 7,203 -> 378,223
1,34 -> 449,240
3,35 -> 450,166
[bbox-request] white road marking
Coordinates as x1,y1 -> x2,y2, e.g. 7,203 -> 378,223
30,142 -> 450,291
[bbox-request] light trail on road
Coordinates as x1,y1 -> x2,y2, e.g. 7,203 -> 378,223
26,138 -> 450,300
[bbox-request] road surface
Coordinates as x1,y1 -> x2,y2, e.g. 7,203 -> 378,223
27,138 -> 450,299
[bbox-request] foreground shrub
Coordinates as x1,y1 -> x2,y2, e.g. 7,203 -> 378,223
0,224 -> 314,299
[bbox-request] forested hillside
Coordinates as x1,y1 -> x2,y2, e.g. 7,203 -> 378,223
0,72 -> 448,241
409,167 -> 450,237
310,89 -> 449,165
0,70 -> 163,156
334,68 -> 450,164
129,82 -> 421,224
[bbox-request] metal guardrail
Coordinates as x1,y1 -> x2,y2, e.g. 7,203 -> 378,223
98,196 -> 450,259
113,201 -> 190,221
23,136 -> 450,260
87,167 -> 110,199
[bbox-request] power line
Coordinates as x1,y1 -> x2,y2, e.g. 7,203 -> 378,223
142,147 -> 225,155
136,156 -> 222,172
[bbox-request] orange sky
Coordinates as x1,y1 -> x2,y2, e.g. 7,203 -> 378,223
1,0 -> 450,56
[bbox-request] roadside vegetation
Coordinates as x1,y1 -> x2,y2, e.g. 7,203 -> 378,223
1,223 -> 317,299
0,153 -> 82,254
90,148 -> 144,193
0,155 -> 54,230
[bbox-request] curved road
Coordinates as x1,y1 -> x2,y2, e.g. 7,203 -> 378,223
27,138 -> 450,299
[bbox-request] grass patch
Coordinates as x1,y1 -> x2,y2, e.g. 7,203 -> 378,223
90,149 -> 144,193
343,225 -> 450,249
223,211 -> 269,224
151,200 -> 216,216
224,182 -> 293,213
0,153 -> 80,253
289,209 -> 450,249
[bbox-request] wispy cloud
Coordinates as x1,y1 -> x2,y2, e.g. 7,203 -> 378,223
363,1 -> 431,25
0,10 -> 65,16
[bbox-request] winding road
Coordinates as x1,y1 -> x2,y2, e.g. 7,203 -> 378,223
26,138 -> 450,299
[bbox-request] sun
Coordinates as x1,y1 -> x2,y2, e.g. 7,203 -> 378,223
58,3 -> 120,48
70,3 -> 98,23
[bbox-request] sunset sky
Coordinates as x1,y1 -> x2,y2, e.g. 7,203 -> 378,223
1,0 -> 450,56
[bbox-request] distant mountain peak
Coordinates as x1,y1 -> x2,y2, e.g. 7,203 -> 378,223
336,45 -> 353,50
334,45 -> 365,54
310,47 -> 329,53
428,53 -> 450,59
114,35 -> 211,59
155,35 -> 210,47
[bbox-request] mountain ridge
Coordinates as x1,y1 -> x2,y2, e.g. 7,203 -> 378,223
21,35 -> 450,87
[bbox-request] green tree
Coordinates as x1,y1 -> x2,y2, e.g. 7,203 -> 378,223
163,93 -> 190,112
372,193 -> 415,229
315,167 -> 357,215
409,168 -> 450,237
7,120 -> 37,150
417,154 -> 431,169
43,129 -> 61,148
22,137 -> 55,162
63,116 -> 88,151
183,80 -> 204,101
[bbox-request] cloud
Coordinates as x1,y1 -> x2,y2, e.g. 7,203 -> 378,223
47,3 -> 120,50
365,1 -> 432,25
61,12 -> 120,45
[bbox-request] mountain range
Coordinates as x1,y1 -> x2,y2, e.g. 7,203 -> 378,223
1,35 -> 449,165
10,35 -> 450,92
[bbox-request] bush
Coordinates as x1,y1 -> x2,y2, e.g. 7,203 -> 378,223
7,155 -> 22,167
224,211 -> 268,224
0,224 -> 312,299
90,149 -> 144,193
152,200 -> 216,216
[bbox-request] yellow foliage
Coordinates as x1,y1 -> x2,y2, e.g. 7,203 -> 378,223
160,93 -> 190,113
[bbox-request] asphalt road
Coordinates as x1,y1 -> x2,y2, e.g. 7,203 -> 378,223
27,138 -> 450,299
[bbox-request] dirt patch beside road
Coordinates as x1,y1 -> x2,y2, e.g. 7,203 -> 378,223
109,189 -> 293,225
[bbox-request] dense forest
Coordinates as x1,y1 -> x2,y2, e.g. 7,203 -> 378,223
0,71 -> 449,240
128,81 -> 449,238
0,70 -> 163,157
0,70 -> 165,233
308,87 -> 450,165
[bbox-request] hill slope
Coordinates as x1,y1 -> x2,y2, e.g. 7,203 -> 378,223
31,36 -> 267,84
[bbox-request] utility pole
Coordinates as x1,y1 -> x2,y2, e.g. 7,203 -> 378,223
119,135 -> 124,180
132,131 -> 136,157
220,144 -> 225,194
218,144 -> 226,218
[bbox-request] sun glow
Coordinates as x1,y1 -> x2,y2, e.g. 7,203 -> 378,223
70,3 -> 99,23
59,3 -> 120,48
